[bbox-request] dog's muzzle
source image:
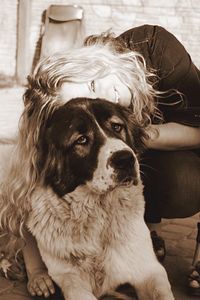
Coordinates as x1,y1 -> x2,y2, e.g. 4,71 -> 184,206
109,150 -> 138,185
86,138 -> 140,194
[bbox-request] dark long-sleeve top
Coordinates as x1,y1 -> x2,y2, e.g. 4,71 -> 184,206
118,25 -> 200,127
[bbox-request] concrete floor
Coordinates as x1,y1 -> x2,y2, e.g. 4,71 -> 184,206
162,215 -> 199,299
0,87 -> 199,299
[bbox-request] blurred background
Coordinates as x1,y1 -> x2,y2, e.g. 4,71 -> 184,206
1,0 -> 200,86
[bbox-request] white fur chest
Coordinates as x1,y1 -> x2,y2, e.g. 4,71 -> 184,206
27,182 -> 145,265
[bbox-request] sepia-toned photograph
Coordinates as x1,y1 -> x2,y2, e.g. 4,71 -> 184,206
0,1 -> 200,299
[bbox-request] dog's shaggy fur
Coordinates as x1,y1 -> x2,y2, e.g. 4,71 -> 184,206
0,96 -> 174,299
0,43 -> 174,299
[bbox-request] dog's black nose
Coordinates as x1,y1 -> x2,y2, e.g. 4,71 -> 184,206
110,150 -> 135,170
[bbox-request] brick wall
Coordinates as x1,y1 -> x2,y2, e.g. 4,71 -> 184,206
0,0 -> 200,80
0,0 -> 18,79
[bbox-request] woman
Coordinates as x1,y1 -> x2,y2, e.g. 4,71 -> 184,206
1,24 -> 200,297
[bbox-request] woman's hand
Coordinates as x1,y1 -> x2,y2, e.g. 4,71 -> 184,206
22,228 -> 55,297
145,122 -> 200,150
27,268 -> 55,298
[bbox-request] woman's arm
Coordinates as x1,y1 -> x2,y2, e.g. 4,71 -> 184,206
23,228 -> 47,277
145,122 -> 200,150
22,228 -> 55,297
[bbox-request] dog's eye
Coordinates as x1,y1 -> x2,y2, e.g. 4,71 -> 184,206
111,123 -> 124,133
75,135 -> 88,145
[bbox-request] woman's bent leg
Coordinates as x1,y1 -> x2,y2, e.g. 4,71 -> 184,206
141,150 -> 200,222
141,150 -> 200,262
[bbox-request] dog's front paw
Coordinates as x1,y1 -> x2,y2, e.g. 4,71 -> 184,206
151,275 -> 174,300
137,288 -> 174,300
152,288 -> 174,300
136,275 -> 174,300
63,289 -> 98,300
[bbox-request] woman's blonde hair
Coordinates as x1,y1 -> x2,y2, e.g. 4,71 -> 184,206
31,32 -> 161,126
0,32 -> 161,236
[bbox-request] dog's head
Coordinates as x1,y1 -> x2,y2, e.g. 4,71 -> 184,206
37,98 -> 146,196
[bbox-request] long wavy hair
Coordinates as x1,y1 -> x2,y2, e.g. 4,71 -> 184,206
0,33 -> 161,236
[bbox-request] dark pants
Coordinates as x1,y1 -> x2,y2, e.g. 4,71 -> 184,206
141,150 -> 200,223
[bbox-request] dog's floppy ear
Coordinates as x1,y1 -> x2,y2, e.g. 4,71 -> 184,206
46,151 -> 78,196
39,144 -> 79,196
120,107 -> 147,155
37,127 -> 79,197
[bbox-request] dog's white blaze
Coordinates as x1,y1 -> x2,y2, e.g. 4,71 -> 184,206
86,137 -> 137,193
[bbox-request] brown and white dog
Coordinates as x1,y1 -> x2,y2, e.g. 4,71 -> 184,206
0,97 -> 174,300
24,97 -> 173,300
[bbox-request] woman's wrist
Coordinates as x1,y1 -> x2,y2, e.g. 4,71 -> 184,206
145,124 -> 160,149
145,122 -> 200,151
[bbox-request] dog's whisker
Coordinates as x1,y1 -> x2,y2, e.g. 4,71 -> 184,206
139,163 -> 159,173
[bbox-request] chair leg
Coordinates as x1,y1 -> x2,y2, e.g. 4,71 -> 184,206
192,222 -> 200,266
